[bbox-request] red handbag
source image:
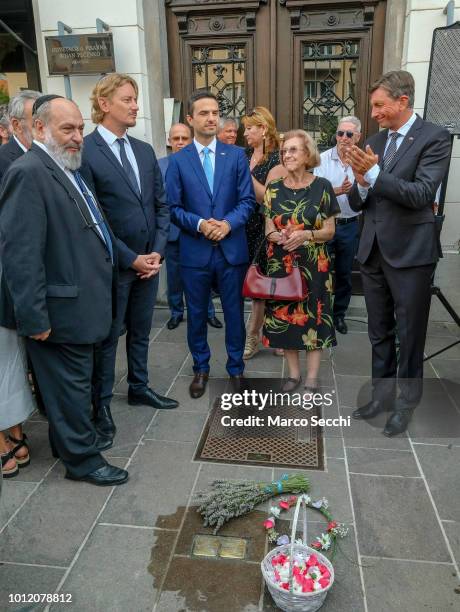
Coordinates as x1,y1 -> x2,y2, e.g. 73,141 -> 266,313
242,235 -> 308,301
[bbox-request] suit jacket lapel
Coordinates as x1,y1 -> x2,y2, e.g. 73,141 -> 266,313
186,144 -> 212,199
213,141 -> 228,202
93,129 -> 141,201
385,116 -> 422,174
127,136 -> 145,202
30,145 -> 107,249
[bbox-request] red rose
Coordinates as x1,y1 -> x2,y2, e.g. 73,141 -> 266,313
327,521 -> 337,532
279,500 -> 290,510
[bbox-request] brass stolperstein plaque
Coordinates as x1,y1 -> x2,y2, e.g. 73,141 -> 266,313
192,535 -> 247,560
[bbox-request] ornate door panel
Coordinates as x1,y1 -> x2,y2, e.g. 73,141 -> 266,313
165,0 -> 386,140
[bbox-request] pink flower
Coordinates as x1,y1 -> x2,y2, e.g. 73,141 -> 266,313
264,519 -> 275,529
327,521 -> 337,532
279,501 -> 290,510
281,582 -> 290,591
319,578 -> 330,589
302,578 -> 315,593
306,554 -> 318,567
274,569 -> 280,582
318,564 -> 330,578
311,541 -> 322,549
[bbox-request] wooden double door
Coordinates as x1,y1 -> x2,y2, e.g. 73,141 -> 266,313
165,0 -> 387,144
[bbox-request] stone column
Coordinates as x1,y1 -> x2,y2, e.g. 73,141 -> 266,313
383,0 -> 407,72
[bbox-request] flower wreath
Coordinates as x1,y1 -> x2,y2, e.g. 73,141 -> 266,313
263,495 -> 348,556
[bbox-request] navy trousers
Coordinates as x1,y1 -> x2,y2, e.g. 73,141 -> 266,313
166,240 -> 215,319
328,219 -> 359,319
93,269 -> 159,406
181,246 -> 246,376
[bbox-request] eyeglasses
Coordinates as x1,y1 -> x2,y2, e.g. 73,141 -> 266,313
281,146 -> 306,157
336,130 -> 355,139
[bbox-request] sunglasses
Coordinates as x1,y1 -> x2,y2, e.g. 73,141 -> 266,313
336,130 -> 355,139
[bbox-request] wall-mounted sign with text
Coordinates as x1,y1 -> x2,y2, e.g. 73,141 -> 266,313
45,33 -> 116,75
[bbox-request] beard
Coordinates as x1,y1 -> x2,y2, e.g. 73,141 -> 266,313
44,130 -> 83,171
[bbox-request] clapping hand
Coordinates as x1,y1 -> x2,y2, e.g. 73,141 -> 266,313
335,176 -> 353,195
345,144 -> 377,184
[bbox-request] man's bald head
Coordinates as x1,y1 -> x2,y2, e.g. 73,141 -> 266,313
168,122 -> 192,153
34,98 -> 85,171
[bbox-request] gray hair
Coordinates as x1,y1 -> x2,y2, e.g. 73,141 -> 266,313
8,90 -> 42,121
217,117 -> 238,131
0,104 -> 9,128
338,115 -> 361,132
370,70 -> 415,108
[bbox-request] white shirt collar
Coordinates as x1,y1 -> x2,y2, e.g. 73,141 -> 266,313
389,112 -> 417,137
13,135 -> 28,153
194,137 -> 217,155
97,123 -> 128,146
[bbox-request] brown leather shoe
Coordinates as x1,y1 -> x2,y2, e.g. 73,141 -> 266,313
190,372 -> 209,399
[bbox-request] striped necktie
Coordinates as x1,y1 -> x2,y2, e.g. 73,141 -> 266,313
382,132 -> 401,170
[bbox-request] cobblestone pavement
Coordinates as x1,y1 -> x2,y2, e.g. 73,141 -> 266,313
1,255 -> 460,612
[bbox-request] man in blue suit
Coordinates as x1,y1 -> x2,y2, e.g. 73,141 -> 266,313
166,91 -> 255,398
81,74 -> 179,441
158,122 -> 222,330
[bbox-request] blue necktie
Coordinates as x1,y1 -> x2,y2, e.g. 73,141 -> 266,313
72,170 -> 114,263
202,147 -> 214,194
117,138 -> 141,198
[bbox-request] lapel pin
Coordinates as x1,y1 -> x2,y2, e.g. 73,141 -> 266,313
220,152 -> 226,155
408,137 -> 414,141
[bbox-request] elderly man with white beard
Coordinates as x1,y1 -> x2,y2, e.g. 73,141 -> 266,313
0,95 -> 129,486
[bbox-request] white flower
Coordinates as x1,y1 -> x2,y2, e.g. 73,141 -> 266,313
313,581 -> 322,591
270,506 -> 281,518
321,497 -> 329,509
303,494 -> 311,504
316,533 -> 332,550
295,538 -> 303,545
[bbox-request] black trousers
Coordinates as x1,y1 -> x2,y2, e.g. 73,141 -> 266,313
93,270 -> 159,407
360,241 -> 435,407
26,339 -> 105,477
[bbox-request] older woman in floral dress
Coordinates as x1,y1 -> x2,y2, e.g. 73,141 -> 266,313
262,130 -> 340,391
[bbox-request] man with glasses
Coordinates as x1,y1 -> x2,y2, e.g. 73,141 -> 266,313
314,116 -> 361,334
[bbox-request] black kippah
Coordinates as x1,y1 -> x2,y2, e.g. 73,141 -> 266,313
32,94 -> 65,115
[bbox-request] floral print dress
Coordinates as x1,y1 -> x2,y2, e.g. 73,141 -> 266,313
262,177 -> 340,351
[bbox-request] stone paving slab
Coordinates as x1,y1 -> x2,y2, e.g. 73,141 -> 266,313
99,440 -> 199,529
0,459 -> 128,567
350,474 -> 451,562
0,565 -> 65,612
144,411 -> 207,443
50,525 -> 163,612
346,447 -> 420,477
0,480 -> 38,530
362,557 -> 458,612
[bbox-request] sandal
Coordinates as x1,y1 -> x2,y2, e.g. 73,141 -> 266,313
243,334 -> 260,360
8,433 -> 30,468
1,450 -> 19,478
282,377 -> 302,392
304,379 -> 319,393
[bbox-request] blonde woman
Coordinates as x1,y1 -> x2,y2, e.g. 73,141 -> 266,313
242,106 -> 286,359
263,130 -> 340,391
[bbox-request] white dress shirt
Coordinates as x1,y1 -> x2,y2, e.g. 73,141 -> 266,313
13,135 -> 27,153
97,124 -> 141,193
314,146 -> 359,219
195,137 -> 217,232
358,112 -> 418,200
33,140 -> 104,239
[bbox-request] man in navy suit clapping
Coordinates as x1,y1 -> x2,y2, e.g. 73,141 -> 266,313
166,91 -> 255,398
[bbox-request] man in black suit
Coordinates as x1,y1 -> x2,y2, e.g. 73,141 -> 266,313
0,95 -> 128,485
81,73 -> 178,443
347,70 -> 451,436
0,90 -> 41,181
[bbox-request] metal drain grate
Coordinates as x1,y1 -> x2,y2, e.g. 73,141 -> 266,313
195,389 -> 324,470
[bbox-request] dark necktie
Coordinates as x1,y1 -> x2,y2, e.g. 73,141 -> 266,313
72,170 -> 114,263
116,138 -> 141,198
382,132 -> 401,170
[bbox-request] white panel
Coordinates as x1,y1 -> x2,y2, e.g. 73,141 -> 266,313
440,202 -> 460,249
405,62 -> 429,109
38,0 -> 139,31
404,9 -> 446,62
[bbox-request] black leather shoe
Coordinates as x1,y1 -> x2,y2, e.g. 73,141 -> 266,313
128,387 -> 179,409
383,410 -> 411,437
94,405 -> 116,437
190,373 -> 209,399
229,373 -> 245,392
335,316 -> 348,334
167,315 -> 183,330
207,316 -> 223,329
352,400 -> 389,420
66,463 -> 129,486
96,435 -> 113,452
